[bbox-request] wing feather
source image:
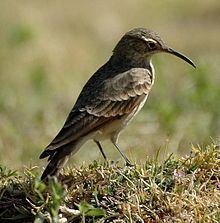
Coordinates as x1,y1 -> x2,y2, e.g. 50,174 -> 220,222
45,68 -> 153,151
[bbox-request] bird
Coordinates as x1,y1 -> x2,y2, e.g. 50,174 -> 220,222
39,28 -> 196,180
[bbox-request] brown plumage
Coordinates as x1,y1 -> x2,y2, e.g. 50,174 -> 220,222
40,28 -> 195,180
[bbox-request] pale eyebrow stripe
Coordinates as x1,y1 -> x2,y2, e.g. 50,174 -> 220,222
141,37 -> 157,43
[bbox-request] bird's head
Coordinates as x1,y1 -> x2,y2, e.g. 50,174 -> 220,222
113,28 -> 196,68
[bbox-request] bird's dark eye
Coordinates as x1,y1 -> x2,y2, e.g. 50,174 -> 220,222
148,42 -> 157,50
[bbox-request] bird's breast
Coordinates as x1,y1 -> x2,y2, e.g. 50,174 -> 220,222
92,94 -> 149,142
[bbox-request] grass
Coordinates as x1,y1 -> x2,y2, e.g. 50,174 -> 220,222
0,143 -> 219,222
0,1 -> 220,168
0,2 -> 219,221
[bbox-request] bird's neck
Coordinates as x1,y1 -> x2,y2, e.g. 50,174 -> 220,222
147,58 -> 155,84
146,57 -> 155,78
110,53 -> 155,76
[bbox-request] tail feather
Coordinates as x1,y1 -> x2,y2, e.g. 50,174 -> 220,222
40,141 -> 78,181
41,151 -> 69,181
39,149 -> 54,160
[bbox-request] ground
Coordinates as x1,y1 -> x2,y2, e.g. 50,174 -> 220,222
0,143 -> 219,222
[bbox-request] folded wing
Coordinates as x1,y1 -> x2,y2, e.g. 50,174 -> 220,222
40,68 -> 153,157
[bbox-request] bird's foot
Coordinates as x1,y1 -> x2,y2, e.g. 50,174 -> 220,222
125,161 -> 135,167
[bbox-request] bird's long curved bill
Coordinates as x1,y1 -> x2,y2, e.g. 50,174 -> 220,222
166,48 -> 196,68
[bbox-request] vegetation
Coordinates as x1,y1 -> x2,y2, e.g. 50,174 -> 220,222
0,1 -> 220,169
0,2 -> 219,222
0,144 -> 219,222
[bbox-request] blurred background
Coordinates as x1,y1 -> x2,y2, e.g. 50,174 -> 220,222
0,0 -> 219,170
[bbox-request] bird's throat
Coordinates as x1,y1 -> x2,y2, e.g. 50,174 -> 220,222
146,58 -> 155,76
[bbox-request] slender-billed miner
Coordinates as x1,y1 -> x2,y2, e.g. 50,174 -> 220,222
40,28 -> 196,180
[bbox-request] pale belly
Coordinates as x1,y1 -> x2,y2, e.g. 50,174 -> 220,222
93,94 -> 148,143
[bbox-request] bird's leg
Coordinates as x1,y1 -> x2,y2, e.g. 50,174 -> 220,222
94,140 -> 107,160
112,142 -> 133,166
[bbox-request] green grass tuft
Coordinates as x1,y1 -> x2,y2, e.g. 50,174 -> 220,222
0,144 -> 219,222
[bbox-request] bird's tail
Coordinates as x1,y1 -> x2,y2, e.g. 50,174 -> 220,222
40,151 -> 69,181
40,141 -> 78,181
